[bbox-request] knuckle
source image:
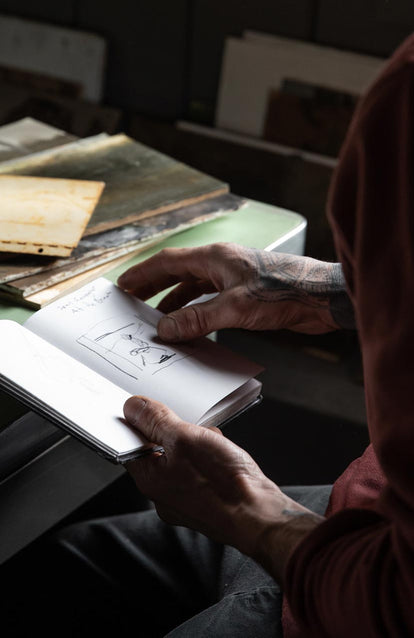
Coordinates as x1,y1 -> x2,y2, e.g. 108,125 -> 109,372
182,304 -> 210,336
207,242 -> 234,260
143,401 -> 171,440
158,247 -> 177,262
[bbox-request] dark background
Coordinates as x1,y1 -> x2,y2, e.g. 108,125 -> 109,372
1,1 -> 414,260
1,0 -> 412,118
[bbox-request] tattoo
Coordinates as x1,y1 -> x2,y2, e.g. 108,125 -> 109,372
328,264 -> 356,330
246,250 -> 356,329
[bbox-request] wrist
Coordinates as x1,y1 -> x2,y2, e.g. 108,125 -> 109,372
254,510 -> 324,584
328,263 -> 356,330
235,490 -> 325,584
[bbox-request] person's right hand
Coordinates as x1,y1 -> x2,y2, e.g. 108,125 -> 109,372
117,243 -> 355,342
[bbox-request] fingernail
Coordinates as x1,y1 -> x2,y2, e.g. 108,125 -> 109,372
158,316 -> 179,341
124,396 -> 146,426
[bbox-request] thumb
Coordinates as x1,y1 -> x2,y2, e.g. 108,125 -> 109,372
157,293 -> 239,342
124,395 -> 191,448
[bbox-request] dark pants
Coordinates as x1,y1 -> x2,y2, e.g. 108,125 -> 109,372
4,485 -> 331,637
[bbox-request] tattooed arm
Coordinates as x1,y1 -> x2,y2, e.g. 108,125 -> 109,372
118,242 -> 355,341
245,250 -> 355,332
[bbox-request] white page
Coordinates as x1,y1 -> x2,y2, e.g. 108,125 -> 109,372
25,278 -> 263,424
0,320 -> 147,457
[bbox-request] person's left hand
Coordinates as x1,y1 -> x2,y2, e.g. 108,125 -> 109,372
124,396 -> 323,582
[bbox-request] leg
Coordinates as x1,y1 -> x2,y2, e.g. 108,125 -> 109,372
3,485 -> 331,637
164,485 -> 332,637
3,509 -> 224,638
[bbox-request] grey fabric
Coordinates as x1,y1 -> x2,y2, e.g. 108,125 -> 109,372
3,485 -> 332,637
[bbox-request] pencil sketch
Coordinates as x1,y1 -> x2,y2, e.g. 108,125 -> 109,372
77,313 -> 190,380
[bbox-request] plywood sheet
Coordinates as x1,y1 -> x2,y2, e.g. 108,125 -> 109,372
0,251 -> 145,309
0,133 -> 229,235
0,175 -> 104,256
0,193 -> 244,297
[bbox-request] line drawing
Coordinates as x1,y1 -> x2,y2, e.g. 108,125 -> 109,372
76,314 -> 190,380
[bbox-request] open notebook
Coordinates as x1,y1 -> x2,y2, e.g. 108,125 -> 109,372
0,278 -> 263,463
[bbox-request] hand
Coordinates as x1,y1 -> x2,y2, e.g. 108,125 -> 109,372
117,243 -> 355,342
124,395 -> 324,583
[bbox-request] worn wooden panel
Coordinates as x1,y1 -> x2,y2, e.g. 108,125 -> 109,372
0,14 -> 106,101
0,133 -> 229,235
0,175 -> 104,256
217,33 -> 385,137
0,252 -> 144,309
0,193 -> 244,301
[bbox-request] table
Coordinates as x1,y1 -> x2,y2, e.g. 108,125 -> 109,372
0,195 -> 306,564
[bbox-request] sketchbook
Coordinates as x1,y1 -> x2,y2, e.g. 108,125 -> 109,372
0,278 -> 263,463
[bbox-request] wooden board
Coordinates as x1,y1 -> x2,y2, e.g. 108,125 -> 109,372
0,193 -> 244,298
216,33 -> 385,137
0,133 -> 229,235
0,117 -> 75,163
263,80 -> 357,157
0,14 -> 106,101
0,175 -> 105,256
0,252 -> 146,310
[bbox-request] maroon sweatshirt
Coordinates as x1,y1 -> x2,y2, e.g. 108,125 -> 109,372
283,34 -> 414,637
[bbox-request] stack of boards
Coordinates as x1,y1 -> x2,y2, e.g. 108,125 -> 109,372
0,119 -> 239,308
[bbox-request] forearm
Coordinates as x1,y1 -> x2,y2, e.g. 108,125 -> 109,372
328,263 -> 356,330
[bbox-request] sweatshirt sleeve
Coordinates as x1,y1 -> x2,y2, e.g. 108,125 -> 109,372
284,37 -> 414,638
285,508 -> 414,637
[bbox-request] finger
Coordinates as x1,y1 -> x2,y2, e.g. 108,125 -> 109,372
209,426 -> 224,437
157,290 -> 243,342
123,395 -> 194,448
157,280 -> 217,314
117,246 -> 217,300
126,447 -> 167,489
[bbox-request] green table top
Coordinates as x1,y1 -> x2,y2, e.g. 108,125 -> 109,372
0,199 -> 305,325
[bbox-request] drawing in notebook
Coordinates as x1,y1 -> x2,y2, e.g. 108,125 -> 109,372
77,314 -> 190,379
